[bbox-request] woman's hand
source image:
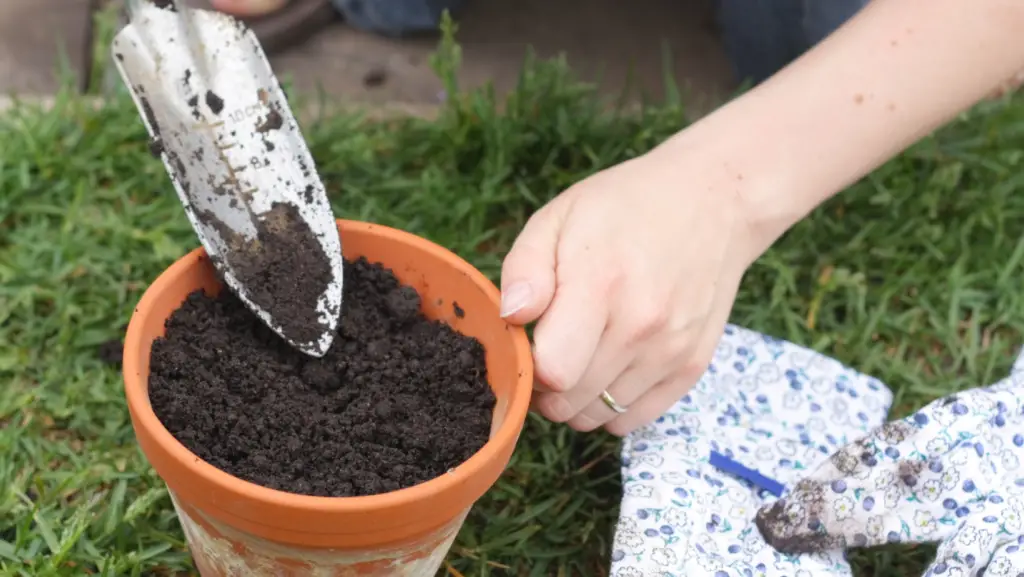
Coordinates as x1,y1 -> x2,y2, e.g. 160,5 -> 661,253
499,0 -> 1024,436
499,131 -> 767,436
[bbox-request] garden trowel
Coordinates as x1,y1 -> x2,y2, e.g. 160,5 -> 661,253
112,0 -> 343,357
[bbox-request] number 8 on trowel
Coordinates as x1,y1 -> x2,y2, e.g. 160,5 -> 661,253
112,0 -> 344,357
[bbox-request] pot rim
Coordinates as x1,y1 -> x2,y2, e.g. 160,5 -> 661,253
123,219 -> 533,516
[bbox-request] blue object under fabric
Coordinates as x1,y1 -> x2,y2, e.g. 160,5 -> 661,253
709,450 -> 786,497
326,0 -> 868,82
611,324 -> 894,576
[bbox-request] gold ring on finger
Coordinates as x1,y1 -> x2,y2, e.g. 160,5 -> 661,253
600,390 -> 628,414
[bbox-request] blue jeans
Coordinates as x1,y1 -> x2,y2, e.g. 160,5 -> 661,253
328,0 -> 467,38
715,0 -> 868,83
328,0 -> 867,83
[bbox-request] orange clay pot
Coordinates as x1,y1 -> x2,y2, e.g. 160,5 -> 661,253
123,220 -> 534,576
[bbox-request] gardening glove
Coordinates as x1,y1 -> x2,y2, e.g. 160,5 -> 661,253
611,324 -> 895,576
498,131 -> 771,436
756,362 -> 1024,577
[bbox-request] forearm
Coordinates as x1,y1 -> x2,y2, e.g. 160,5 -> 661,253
673,0 -> 1024,256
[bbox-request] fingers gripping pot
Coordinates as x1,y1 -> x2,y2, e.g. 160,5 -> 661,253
123,221 -> 534,576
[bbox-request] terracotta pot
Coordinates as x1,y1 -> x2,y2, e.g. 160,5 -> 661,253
123,220 -> 534,576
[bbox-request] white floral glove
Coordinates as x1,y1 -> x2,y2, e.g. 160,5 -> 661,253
756,369 -> 1024,577
611,325 -> 895,576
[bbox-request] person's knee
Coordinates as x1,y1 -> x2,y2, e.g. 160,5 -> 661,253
801,0 -> 869,46
715,0 -> 867,85
715,0 -> 805,85
330,0 -> 466,36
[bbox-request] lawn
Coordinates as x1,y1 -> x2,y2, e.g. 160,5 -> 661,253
3,23 -> 1024,577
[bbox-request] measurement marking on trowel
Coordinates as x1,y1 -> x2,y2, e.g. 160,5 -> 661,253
192,121 -> 226,129
191,119 -> 261,203
228,104 -> 267,123
214,145 -> 258,201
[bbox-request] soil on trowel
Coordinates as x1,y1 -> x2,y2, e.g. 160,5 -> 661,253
204,202 -> 334,349
148,257 -> 496,497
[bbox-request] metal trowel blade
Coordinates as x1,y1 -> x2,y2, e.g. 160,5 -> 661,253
112,1 -> 343,357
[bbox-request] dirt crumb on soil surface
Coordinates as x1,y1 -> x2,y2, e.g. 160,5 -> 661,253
148,257 -> 496,498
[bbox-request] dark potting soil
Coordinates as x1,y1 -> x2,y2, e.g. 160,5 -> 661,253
148,257 -> 496,498
203,202 -> 334,349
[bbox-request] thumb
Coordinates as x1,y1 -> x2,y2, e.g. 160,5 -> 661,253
499,197 -> 571,325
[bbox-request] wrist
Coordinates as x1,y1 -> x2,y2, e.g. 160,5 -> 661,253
658,92 -> 823,267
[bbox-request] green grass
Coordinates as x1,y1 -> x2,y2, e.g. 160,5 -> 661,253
4,20 -> 1024,577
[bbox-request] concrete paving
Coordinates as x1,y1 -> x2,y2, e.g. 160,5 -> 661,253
0,0 -> 735,112
270,0 -> 735,111
0,0 -> 94,94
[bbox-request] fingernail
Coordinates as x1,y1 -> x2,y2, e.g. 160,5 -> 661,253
500,283 -> 532,318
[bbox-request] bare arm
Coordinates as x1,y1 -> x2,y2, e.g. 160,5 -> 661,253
498,0 -> 1024,435
663,0 -> 1024,262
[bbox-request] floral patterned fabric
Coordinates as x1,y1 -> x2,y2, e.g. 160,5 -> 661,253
755,352 -> 1024,577
611,324 -> 894,576
612,324 -> 1024,577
